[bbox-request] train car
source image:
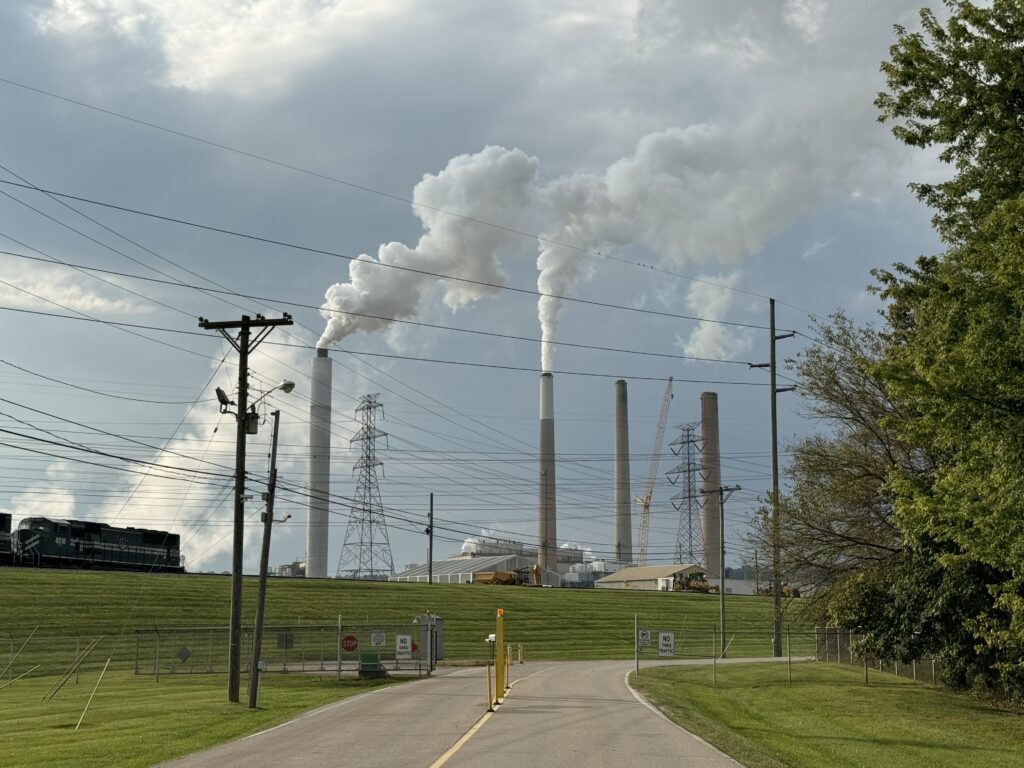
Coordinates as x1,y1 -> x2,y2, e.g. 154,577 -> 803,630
0,512 -> 11,566
13,517 -> 183,573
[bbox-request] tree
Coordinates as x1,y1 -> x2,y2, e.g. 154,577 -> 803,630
877,0 -> 1024,245
773,314 -> 912,599
871,0 -> 1024,698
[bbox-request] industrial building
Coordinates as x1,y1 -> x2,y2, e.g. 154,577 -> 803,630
389,536 -> 584,585
594,563 -> 709,591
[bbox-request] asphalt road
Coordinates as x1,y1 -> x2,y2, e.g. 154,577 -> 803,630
158,661 -> 741,768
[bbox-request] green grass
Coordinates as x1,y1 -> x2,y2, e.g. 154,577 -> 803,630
0,669 -> 395,768
631,662 -> 1024,768
1,569 -> 802,661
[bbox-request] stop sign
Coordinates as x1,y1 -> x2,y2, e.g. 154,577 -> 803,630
342,635 -> 359,652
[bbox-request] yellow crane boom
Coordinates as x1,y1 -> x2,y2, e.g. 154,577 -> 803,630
635,377 -> 673,566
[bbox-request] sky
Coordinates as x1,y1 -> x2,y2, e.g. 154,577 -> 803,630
0,0 -> 945,577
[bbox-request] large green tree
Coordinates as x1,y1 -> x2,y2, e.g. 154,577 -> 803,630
870,0 -> 1024,696
876,0 -> 1024,245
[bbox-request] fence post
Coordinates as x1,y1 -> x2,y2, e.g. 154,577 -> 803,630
155,630 -> 161,683
787,629 -> 792,683
76,634 -> 81,684
836,630 -> 841,664
712,630 -> 717,688
895,659 -> 899,677
336,616 -> 342,681
931,658 -> 935,684
626,618 -> 634,675
912,659 -> 917,681
824,628 -> 829,663
320,627 -> 325,672
864,653 -> 869,685
135,633 -> 140,675
8,633 -> 13,680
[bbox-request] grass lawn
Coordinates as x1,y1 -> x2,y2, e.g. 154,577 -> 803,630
0,669 -> 396,768
631,662 -> 1024,768
2,569 -> 804,661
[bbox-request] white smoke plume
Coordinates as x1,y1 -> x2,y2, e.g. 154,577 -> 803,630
321,117 -> 893,366
318,146 -> 539,348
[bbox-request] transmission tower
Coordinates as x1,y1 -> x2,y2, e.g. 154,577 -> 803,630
666,423 -> 702,564
335,394 -> 394,580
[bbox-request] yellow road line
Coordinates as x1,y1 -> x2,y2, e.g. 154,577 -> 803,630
428,709 -> 496,768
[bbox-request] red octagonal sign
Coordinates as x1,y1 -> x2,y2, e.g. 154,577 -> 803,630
342,635 -> 359,652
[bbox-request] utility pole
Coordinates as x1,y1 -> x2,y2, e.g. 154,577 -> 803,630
750,299 -> 795,657
717,485 -> 740,658
427,493 -> 434,584
199,313 -> 293,703
248,410 -> 281,709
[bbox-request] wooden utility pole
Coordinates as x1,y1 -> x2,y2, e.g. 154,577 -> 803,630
199,313 -> 292,704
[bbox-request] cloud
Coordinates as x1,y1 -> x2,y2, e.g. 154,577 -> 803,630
801,238 -> 834,259
0,256 -> 149,315
33,0 -> 409,94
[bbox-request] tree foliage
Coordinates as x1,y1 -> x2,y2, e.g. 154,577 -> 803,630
877,0 -> 1024,245
776,0 -> 1024,699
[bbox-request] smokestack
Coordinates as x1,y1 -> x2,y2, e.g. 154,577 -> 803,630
699,391 -> 722,578
307,348 -> 332,578
613,380 -> 632,563
538,373 -> 557,581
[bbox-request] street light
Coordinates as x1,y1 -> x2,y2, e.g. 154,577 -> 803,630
248,407 -> 289,709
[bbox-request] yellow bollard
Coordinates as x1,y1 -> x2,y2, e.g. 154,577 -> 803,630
495,609 -> 505,700
486,660 -> 494,712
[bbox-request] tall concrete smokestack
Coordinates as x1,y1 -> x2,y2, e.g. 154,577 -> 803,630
613,380 -> 632,563
699,391 -> 722,578
307,348 -> 332,578
538,373 -> 557,581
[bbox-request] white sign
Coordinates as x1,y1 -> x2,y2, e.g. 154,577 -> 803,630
658,632 -> 675,657
396,634 -> 412,660
371,630 -> 386,648
638,628 -> 651,647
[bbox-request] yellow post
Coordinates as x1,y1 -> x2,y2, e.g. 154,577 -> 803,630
495,609 -> 505,699
486,659 -> 494,712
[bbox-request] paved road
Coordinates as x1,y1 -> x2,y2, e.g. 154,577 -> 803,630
158,661 -> 741,768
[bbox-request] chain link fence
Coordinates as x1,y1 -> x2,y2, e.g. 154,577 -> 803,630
2,617 -> 443,684
632,620 -> 940,687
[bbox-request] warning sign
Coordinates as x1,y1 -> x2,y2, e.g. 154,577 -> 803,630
638,628 -> 651,647
658,632 -> 675,657
370,630 -> 386,648
396,635 -> 412,660
341,635 -> 359,653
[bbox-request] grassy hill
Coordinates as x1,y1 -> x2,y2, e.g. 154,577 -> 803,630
1,568 -> 812,664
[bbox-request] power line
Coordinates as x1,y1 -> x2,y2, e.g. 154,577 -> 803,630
0,75 -> 819,316
1,249 -> 753,365
0,178 -> 783,332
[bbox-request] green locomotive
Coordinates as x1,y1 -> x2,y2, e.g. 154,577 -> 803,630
12,516 -> 183,573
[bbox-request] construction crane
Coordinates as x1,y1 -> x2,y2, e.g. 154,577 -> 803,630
635,377 -> 674,566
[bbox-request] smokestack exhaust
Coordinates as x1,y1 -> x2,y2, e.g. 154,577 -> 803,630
613,380 -> 632,563
307,348 -> 332,578
538,373 -> 557,582
700,392 -> 722,578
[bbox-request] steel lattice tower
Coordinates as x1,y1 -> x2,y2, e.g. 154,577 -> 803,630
335,394 -> 394,580
666,423 -> 702,564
